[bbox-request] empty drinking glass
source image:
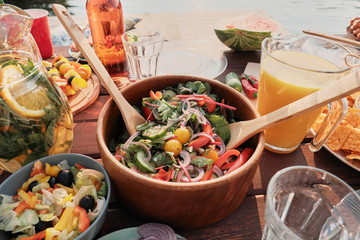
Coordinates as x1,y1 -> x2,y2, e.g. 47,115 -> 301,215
262,166 -> 360,240
122,28 -> 164,80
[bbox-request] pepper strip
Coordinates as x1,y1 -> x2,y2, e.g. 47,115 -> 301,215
201,165 -> 214,181
226,148 -> 254,174
188,122 -> 213,149
214,149 -> 240,168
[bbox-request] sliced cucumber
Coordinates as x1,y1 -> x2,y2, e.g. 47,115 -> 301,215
134,151 -> 156,173
142,125 -> 168,140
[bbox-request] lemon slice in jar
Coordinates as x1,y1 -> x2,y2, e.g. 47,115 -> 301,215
0,65 -> 51,118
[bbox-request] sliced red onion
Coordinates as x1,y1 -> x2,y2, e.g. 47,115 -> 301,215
173,150 -> 191,168
181,97 -> 191,112
181,166 -> 205,182
186,108 -> 209,125
123,131 -> 141,150
176,165 -> 193,182
114,154 -> 128,163
213,165 -> 224,177
167,114 -> 184,123
138,223 -> 177,240
188,132 -> 216,143
213,134 -> 226,156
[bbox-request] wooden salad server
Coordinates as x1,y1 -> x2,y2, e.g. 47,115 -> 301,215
226,70 -> 360,150
52,4 -> 145,135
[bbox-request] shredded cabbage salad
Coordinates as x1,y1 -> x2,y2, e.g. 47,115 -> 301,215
113,81 -> 254,182
0,160 -> 107,239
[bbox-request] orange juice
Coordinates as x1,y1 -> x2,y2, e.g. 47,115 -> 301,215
258,50 -> 341,153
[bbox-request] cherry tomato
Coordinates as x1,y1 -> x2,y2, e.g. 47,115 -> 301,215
164,139 -> 182,157
174,127 -> 190,144
201,149 -> 219,162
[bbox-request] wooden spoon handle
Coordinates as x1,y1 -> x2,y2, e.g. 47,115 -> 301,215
52,4 -> 145,135
303,30 -> 360,48
227,70 -> 360,150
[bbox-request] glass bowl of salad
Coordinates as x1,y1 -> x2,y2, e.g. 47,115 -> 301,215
0,153 -> 111,239
97,75 -> 265,229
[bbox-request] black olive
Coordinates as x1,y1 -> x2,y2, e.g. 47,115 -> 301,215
56,169 -> 73,187
34,220 -> 52,232
28,181 -> 39,192
79,195 -> 95,212
48,176 -> 56,188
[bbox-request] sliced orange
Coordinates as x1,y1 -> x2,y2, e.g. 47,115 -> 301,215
0,65 -> 52,118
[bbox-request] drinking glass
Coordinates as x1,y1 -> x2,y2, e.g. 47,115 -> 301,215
122,28 -> 164,80
262,166 -> 360,240
257,35 -> 357,153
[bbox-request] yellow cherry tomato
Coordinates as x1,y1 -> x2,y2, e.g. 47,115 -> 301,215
164,139 -> 182,157
201,149 -> 219,162
173,127 -> 191,144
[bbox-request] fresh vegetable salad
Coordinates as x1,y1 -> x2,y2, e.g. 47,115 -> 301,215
0,160 -> 107,239
113,81 -> 254,182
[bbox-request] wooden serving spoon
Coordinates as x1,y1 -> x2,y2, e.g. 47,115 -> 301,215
52,4 -> 145,135
226,70 -> 360,150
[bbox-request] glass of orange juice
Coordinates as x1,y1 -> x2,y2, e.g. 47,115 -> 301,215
257,35 -> 355,154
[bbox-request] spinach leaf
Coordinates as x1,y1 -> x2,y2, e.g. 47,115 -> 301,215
207,114 -> 231,144
152,152 -> 173,167
191,156 -> 213,168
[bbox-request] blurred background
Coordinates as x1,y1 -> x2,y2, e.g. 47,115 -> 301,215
4,0 -> 360,34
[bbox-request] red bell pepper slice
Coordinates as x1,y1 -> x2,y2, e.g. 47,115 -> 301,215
153,168 -> 168,180
188,123 -> 213,149
226,147 -> 254,174
214,149 -> 240,168
197,96 -> 216,113
18,230 -> 46,240
220,161 -> 235,170
74,206 -> 90,233
142,106 -> 154,121
201,165 -> 214,181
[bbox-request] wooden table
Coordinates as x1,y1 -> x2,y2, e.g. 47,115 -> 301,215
2,10 -> 360,240
45,44 -> 359,240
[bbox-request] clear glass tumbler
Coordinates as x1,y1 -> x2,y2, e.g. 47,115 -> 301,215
262,166 -> 360,240
122,28 -> 164,80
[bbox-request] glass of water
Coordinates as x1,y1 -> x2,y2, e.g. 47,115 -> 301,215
262,166 -> 360,240
122,28 -> 164,80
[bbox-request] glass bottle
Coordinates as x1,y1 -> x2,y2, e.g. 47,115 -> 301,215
86,0 -> 130,89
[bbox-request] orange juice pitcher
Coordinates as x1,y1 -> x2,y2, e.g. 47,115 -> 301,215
257,36 -> 355,154
86,0 -> 130,89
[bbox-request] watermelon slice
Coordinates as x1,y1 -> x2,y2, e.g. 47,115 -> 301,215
214,13 -> 285,51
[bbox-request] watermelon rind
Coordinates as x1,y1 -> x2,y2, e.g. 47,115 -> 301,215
214,28 -> 272,51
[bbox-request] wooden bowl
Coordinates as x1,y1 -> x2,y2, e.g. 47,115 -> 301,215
96,75 -> 265,229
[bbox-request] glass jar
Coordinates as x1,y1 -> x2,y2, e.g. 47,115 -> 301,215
0,4 -> 73,173
0,50 -> 73,173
